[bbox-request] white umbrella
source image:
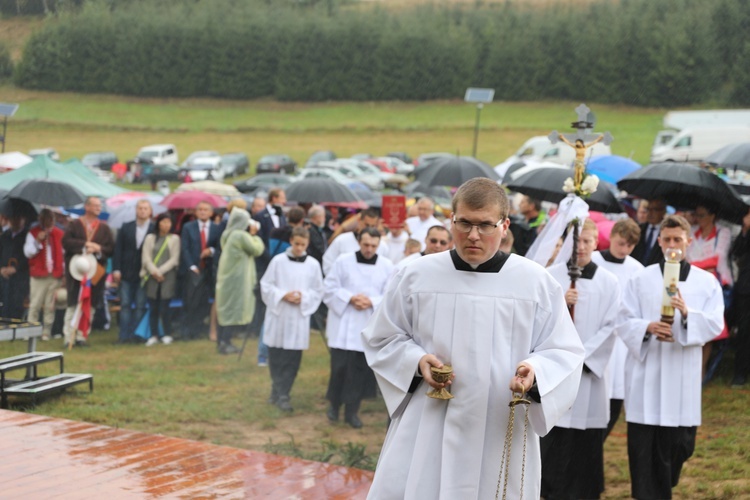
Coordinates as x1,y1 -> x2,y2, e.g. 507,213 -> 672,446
175,180 -> 240,197
106,194 -> 166,230
0,152 -> 33,170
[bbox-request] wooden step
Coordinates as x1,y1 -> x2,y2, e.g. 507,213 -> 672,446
0,352 -> 63,374
3,373 -> 93,406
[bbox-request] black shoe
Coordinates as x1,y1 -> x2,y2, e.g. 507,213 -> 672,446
345,413 -> 363,429
218,343 -> 240,355
731,375 -> 747,388
74,340 -> 89,348
276,397 -> 293,412
267,395 -> 278,405
326,405 -> 340,422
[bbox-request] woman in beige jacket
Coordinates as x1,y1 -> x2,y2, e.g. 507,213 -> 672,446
140,213 -> 181,346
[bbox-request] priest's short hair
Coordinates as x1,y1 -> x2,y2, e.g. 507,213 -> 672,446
451,178 -> 509,219
357,227 -> 381,241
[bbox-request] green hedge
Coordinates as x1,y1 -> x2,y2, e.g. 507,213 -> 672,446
12,0 -> 750,105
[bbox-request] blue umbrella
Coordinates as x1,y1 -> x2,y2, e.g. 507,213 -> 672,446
586,155 -> 641,184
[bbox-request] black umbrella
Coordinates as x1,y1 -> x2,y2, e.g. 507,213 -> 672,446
617,162 -> 749,223
0,187 -> 38,220
506,166 -> 623,213
704,142 -> 750,172
404,181 -> 452,203
285,178 -> 362,204
415,156 -> 499,187
7,178 -> 87,206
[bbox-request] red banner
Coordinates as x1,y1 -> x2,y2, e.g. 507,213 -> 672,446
381,195 -> 406,229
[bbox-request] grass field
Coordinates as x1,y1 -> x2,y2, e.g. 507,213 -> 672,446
1,85 -> 667,169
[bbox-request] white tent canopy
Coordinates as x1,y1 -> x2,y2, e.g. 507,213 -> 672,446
0,152 -> 33,171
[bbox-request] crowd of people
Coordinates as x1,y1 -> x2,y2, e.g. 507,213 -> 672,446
1,179 -> 747,499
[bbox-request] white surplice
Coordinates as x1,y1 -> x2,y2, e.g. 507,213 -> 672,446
547,262 -> 620,429
591,251 -> 644,400
260,253 -> 324,350
322,232 -> 389,276
617,263 -> 724,427
405,214 -> 441,250
324,252 -> 393,352
362,251 -> 585,500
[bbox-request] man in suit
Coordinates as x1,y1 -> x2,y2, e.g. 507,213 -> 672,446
112,199 -> 154,344
251,188 -> 287,365
305,204 -> 328,266
631,198 -> 668,266
180,201 -> 222,340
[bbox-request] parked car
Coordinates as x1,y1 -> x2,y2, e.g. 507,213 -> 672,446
221,153 -> 249,177
295,167 -> 351,185
181,150 -> 220,169
305,150 -> 336,168
234,173 -> 295,195
311,160 -> 384,190
376,156 -> 414,175
186,157 -> 225,181
28,148 -> 60,161
133,163 -> 182,184
650,126 -> 750,163
351,153 -> 373,160
82,151 -> 118,171
387,152 -> 413,164
256,154 -> 298,175
136,144 -> 178,166
365,158 -> 396,174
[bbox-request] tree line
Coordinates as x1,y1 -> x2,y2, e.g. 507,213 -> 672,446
5,0 -> 750,106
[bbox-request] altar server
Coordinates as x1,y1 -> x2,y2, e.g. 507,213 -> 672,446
543,218 -> 620,499
591,218 -> 643,438
362,178 -> 585,499
324,227 -> 393,428
261,227 -> 324,412
617,215 -> 723,500
322,208 -> 389,276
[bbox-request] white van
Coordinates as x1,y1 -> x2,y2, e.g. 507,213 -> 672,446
494,135 -> 611,176
136,144 -> 178,166
650,126 -> 750,163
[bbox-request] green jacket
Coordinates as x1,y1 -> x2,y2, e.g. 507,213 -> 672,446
215,209 -> 265,326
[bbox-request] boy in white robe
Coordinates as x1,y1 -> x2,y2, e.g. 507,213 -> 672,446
617,215 -> 723,500
261,227 -> 324,412
362,178 -> 585,499
543,218 -> 620,499
324,227 -> 393,428
322,207 -> 389,276
591,218 -> 644,438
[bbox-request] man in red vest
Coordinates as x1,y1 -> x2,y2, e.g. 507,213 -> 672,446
24,208 -> 64,341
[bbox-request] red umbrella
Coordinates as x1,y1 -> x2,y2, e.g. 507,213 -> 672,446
160,191 -> 227,210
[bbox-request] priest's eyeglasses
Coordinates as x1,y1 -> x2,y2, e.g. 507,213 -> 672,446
452,217 -> 505,235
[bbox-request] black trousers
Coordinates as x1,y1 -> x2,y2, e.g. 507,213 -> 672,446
541,426 -> 606,500
148,286 -> 172,338
268,347 -> 303,401
218,324 -> 245,345
326,348 -> 375,409
182,270 -> 211,339
627,422 -> 697,500
605,398 -> 624,440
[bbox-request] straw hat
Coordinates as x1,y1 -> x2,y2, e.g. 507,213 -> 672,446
53,288 -> 67,308
69,253 -> 98,282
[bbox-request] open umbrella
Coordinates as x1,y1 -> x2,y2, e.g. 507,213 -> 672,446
585,155 -> 641,184
7,178 -> 87,207
175,180 -> 241,197
160,191 -> 227,210
106,191 -> 161,210
506,166 -> 623,214
704,142 -> 750,172
617,162 -> 749,223
106,195 -> 167,230
415,156 -> 499,187
285,178 -> 361,204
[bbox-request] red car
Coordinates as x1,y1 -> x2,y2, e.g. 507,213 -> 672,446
365,158 -> 396,174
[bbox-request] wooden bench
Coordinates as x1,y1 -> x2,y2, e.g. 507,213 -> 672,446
3,374 -> 93,407
0,352 -> 64,408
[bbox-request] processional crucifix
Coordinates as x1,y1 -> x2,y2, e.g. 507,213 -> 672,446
549,103 -> 613,320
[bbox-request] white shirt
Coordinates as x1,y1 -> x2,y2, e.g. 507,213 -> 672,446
384,231 -> 410,264
322,232 -> 389,276
406,215 -> 441,250
135,220 -> 150,249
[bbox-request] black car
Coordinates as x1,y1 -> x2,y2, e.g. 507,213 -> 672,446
234,173 -> 295,195
305,150 -> 336,168
256,154 -> 297,175
82,151 -> 118,171
387,151 -> 412,164
132,162 -> 182,183
221,152 -> 250,177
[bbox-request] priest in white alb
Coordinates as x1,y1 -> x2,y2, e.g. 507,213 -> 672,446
617,215 -> 723,500
543,218 -> 620,499
362,178 -> 585,499
405,197 -> 441,250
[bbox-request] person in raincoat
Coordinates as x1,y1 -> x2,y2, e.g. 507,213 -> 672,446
215,208 -> 264,354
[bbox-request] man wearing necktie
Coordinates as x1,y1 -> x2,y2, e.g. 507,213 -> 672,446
631,199 -> 668,266
180,201 -> 221,340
